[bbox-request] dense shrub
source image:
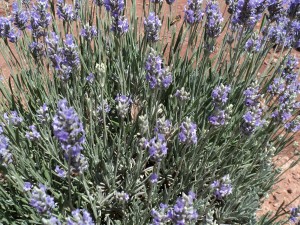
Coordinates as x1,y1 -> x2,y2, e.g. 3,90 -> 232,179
0,0 -> 299,224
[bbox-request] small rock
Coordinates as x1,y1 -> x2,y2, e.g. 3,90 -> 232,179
287,188 -> 292,194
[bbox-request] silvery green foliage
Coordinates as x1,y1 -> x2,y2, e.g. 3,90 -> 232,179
0,0 -> 299,224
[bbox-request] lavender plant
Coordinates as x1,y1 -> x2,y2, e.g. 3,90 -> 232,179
0,0 -> 299,224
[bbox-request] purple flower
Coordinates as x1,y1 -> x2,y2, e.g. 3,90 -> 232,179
12,2 -> 28,30
265,17 -> 293,48
151,203 -> 170,225
29,42 -> 44,58
241,105 -> 266,135
25,125 -> 41,141
167,192 -> 198,224
282,55 -> 299,83
37,103 -> 49,123
4,111 -> 23,126
154,118 -> 172,136
115,94 -> 132,118
178,118 -> 197,145
290,207 -> 300,223
29,0 -> 51,38
86,73 -> 95,83
104,0 -> 129,35
287,0 -> 300,20
211,175 -> 232,199
243,82 -> 260,107
111,16 -> 129,34
211,84 -> 231,106
56,0 -> 79,22
55,165 -> 66,178
0,17 -> 19,43
291,20 -> 300,49
244,34 -> 262,53
80,24 -> 97,40
144,12 -> 161,42
42,216 -> 61,225
174,87 -> 190,102
66,209 -> 94,225
267,0 -> 287,22
208,107 -> 231,126
23,182 -> 32,191
144,133 -> 168,162
205,0 -> 223,38
29,184 -> 55,214
150,173 -> 158,183
52,99 -> 85,158
145,49 -> 172,89
268,77 -> 286,95
184,0 -> 204,24
0,126 -> 11,167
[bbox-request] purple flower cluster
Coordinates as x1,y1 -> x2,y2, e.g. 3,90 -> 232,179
66,209 -> 95,225
42,216 -> 61,225
57,0 -> 80,22
287,0 -> 300,20
209,84 -> 232,127
0,17 -> 19,43
241,105 -> 266,135
29,41 -> 45,58
166,0 -> 176,4
26,183 -> 56,214
285,116 -> 300,133
205,0 -> 223,38
144,12 -> 161,42
178,117 -> 197,145
267,0 -> 287,22
12,2 -> 28,30
80,24 -> 97,40
149,173 -> 158,183
115,94 -> 132,118
55,165 -> 66,178
0,127 -> 12,167
211,174 -> 232,199
46,33 -> 80,80
25,125 -> 41,141
290,207 -> 300,223
4,111 -> 23,126
154,117 -> 172,136
243,82 -> 261,107
104,0 -> 129,34
231,0 -> 266,28
208,107 -> 232,126
151,191 -> 198,225
52,99 -> 87,174
211,84 -> 231,106
184,0 -> 204,24
174,87 -> 190,102
29,0 -> 51,38
145,49 -> 172,89
144,133 -> 168,162
241,82 -> 266,135
37,103 -> 49,124
268,56 -> 300,123
244,34 -> 262,53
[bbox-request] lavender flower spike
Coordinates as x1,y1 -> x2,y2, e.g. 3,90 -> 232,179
25,125 -> 41,141
0,127 -> 12,167
115,94 -> 132,118
144,133 -> 168,162
52,99 -> 85,158
205,0 -> 223,38
211,84 -> 231,106
178,117 -> 197,145
144,12 -> 161,42
211,174 -> 233,199
12,2 -> 28,30
184,0 -> 204,24
66,209 -> 95,225
145,48 -> 172,89
29,184 -> 56,214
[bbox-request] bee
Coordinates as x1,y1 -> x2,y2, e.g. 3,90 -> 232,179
170,15 -> 181,26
